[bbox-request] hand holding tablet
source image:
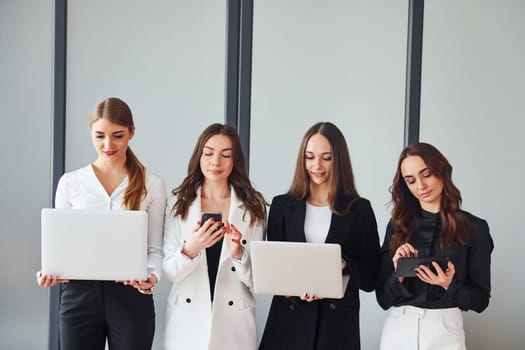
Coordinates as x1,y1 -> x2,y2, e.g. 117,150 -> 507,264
396,256 -> 449,277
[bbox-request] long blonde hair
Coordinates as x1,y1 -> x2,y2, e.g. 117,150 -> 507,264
89,97 -> 146,210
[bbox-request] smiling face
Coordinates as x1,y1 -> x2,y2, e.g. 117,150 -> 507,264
304,133 -> 333,190
400,155 -> 444,213
90,118 -> 134,164
200,134 -> 234,184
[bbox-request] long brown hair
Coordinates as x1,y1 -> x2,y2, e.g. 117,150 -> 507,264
89,97 -> 146,210
389,142 -> 469,254
289,122 -> 359,215
171,123 -> 266,225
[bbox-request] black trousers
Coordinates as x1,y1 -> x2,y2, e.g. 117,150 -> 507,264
59,280 -> 155,350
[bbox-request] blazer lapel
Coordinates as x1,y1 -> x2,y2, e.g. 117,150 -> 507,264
284,198 -> 307,242
324,211 -> 345,245
219,186 -> 243,265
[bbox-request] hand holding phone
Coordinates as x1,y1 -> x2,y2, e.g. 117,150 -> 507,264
201,212 -> 223,232
182,212 -> 224,258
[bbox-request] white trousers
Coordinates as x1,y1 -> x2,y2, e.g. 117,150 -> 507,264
380,306 -> 466,350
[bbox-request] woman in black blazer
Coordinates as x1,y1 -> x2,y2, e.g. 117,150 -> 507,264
375,142 -> 494,349
259,122 -> 380,350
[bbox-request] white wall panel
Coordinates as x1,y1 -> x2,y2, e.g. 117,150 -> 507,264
421,1 -> 525,348
66,1 -> 226,348
250,1 -> 408,348
0,1 -> 53,349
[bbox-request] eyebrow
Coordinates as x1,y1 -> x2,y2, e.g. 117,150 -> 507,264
95,130 -> 125,134
403,167 -> 430,179
305,150 -> 332,155
204,146 -> 233,152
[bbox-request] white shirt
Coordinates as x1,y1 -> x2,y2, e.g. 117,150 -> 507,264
55,165 -> 167,280
304,202 -> 331,243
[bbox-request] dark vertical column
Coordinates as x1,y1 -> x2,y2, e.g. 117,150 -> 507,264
404,0 -> 424,146
49,0 -> 67,349
237,0 -> 254,164
225,0 -> 241,127
225,0 -> 254,169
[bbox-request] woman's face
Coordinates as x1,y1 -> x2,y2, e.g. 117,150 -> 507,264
90,118 -> 133,164
305,133 -> 333,189
200,134 -> 234,184
400,155 -> 444,213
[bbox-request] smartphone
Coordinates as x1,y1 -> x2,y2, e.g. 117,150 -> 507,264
201,212 -> 223,232
396,256 -> 449,277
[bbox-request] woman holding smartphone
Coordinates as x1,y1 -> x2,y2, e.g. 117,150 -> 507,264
259,122 -> 380,350
36,97 -> 166,349
163,123 -> 266,350
376,142 -> 494,350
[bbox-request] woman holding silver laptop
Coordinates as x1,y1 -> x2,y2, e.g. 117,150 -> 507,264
259,122 -> 381,350
375,142 -> 494,349
36,97 -> 166,350
162,123 -> 266,350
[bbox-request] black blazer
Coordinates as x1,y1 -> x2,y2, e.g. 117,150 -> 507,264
259,194 -> 380,350
376,210 -> 494,312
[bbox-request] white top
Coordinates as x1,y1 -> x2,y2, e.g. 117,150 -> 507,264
304,202 -> 331,243
55,165 -> 167,280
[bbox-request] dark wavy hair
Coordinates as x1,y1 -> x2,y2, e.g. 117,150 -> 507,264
288,122 -> 359,215
389,142 -> 469,254
171,123 -> 266,225
89,97 -> 146,210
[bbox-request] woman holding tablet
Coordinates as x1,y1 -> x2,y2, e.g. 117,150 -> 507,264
162,123 -> 266,350
36,97 -> 166,349
376,142 -> 494,350
259,122 -> 380,350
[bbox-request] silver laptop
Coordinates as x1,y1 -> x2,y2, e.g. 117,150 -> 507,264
250,241 -> 349,299
41,208 -> 148,280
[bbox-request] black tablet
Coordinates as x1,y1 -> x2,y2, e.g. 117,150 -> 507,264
396,256 -> 449,277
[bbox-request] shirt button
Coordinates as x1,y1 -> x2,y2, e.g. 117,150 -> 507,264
289,304 -> 295,311
231,266 -> 236,272
329,303 -> 336,310
186,298 -> 191,303
228,301 -> 234,306
241,239 -> 247,245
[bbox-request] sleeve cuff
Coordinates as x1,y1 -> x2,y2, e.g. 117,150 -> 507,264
178,247 -> 203,261
389,274 -> 413,298
232,248 -> 248,265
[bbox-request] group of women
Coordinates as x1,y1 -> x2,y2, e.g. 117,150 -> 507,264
37,97 -> 493,350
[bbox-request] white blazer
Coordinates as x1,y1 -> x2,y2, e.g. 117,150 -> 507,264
163,186 -> 264,350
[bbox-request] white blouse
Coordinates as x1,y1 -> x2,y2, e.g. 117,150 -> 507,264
304,202 -> 331,243
54,165 -> 167,280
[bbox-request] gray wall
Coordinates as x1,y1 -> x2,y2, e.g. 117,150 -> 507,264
0,1 -> 53,349
420,1 -> 525,348
1,1 -> 524,349
250,1 -> 408,346
65,1 -> 226,348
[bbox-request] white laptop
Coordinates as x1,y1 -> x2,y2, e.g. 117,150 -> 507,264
250,241 -> 350,299
41,208 -> 148,281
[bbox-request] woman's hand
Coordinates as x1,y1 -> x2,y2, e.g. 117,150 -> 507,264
416,260 -> 456,290
299,292 -> 321,303
119,274 -> 158,294
182,218 -> 225,258
36,271 -> 69,288
393,243 -> 419,283
223,221 -> 243,260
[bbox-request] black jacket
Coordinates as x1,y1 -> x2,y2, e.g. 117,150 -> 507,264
259,194 -> 380,350
376,210 -> 494,312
